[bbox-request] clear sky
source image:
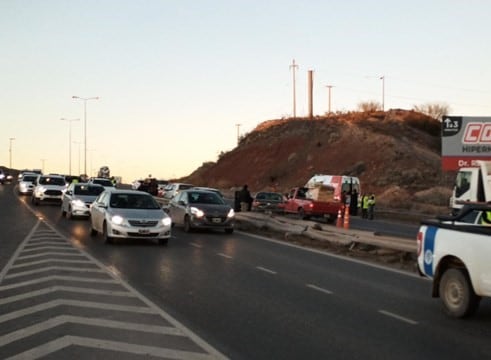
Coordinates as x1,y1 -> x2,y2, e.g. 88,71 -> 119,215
1,0 -> 490,182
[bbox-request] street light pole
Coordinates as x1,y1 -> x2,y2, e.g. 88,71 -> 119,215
325,85 -> 334,114
235,123 -> 241,145
9,137 -> 15,169
73,141 -> 81,175
60,118 -> 79,175
380,75 -> 385,111
289,59 -> 299,118
72,96 -> 99,175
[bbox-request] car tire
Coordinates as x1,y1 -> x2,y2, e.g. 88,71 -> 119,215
439,268 -> 481,318
158,239 -> 168,246
90,226 -> 98,236
61,207 -> 66,217
67,207 -> 73,220
298,208 -> 305,220
103,222 -> 113,244
184,216 -> 192,233
225,228 -> 234,234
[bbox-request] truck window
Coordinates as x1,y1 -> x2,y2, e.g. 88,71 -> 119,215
455,171 -> 472,198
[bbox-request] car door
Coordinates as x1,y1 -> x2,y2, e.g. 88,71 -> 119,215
170,192 -> 187,225
91,192 -> 108,231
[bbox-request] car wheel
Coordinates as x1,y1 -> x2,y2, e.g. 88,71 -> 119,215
103,222 -> 113,244
225,228 -> 234,234
61,206 -> 66,217
183,216 -> 192,233
158,238 -> 168,245
439,268 -> 481,318
298,208 -> 305,220
32,197 -> 39,206
90,226 -> 98,236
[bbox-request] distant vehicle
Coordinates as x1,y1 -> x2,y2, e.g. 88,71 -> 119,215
251,191 -> 285,213
17,173 -> 38,195
88,177 -> 115,189
305,175 -> 361,203
31,174 -> 67,205
156,180 -> 169,197
89,189 -> 172,245
61,182 -> 105,219
167,189 -> 235,233
283,186 -> 343,222
0,170 -> 5,185
163,182 -> 194,200
98,166 -> 110,178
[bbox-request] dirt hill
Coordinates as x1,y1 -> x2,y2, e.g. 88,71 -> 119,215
181,109 -> 453,213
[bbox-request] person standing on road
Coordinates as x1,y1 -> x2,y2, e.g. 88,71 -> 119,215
368,194 -> 376,220
239,185 -> 253,212
361,194 -> 369,219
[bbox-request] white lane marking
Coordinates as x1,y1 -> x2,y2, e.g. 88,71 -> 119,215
5,266 -> 105,279
0,299 -> 157,324
0,275 -> 118,291
256,266 -> 277,275
17,251 -> 83,260
217,253 -> 233,259
10,335 -> 218,360
0,315 -> 185,347
190,242 -> 203,248
378,310 -> 418,325
12,258 -> 93,268
306,283 -> 333,295
21,245 -> 74,252
0,286 -> 135,306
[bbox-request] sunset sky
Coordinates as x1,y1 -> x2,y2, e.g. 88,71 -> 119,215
1,0 -> 490,183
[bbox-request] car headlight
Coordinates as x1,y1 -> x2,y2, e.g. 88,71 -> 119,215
36,186 -> 47,194
227,209 -> 235,218
190,207 -> 205,218
111,215 -> 125,225
162,217 -> 172,226
72,199 -> 85,207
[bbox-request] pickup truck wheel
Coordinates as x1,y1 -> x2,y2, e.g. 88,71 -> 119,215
298,208 -> 306,220
439,268 -> 480,318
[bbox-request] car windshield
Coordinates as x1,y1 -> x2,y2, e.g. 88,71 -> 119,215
39,177 -> 65,186
256,192 -> 283,202
188,191 -> 224,205
93,179 -> 113,187
22,175 -> 38,182
74,185 -> 105,196
110,193 -> 160,209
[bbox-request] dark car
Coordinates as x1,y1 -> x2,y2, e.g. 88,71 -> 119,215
251,191 -> 285,213
167,189 -> 235,233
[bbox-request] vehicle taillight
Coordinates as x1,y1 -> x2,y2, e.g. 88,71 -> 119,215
416,231 -> 423,256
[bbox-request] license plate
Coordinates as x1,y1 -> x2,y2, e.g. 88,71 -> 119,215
138,229 -> 150,234
212,217 -> 221,223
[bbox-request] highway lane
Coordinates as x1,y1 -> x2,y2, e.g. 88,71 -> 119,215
2,183 -> 491,359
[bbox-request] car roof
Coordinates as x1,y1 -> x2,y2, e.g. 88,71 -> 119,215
104,188 -> 150,196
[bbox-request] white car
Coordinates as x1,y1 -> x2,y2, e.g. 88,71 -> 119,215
17,172 -> 38,195
163,182 -> 194,200
31,174 -> 67,205
89,189 -> 172,245
61,182 -> 105,219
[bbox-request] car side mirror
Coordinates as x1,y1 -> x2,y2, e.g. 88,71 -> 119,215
178,200 -> 186,206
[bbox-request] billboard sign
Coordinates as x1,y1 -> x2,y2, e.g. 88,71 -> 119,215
442,116 -> 491,170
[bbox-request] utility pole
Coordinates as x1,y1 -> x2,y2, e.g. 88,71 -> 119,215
307,70 -> 314,119
326,85 -> 334,114
289,59 -> 299,118
235,123 -> 241,145
9,137 -> 15,169
380,75 -> 385,111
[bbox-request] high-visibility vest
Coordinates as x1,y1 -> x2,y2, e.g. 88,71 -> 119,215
362,196 -> 369,209
481,211 -> 491,225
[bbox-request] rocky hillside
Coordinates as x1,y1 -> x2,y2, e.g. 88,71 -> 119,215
182,109 -> 453,213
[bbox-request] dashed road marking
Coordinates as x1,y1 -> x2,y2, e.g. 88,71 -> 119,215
256,266 -> 277,275
306,283 -> 333,295
379,310 -> 418,325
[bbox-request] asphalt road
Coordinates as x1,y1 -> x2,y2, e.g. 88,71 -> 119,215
1,183 -> 491,359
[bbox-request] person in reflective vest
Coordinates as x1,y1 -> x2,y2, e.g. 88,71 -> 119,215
480,211 -> 491,225
361,194 -> 369,219
367,194 -> 376,220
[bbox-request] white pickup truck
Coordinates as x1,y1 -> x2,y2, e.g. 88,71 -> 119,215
417,203 -> 491,317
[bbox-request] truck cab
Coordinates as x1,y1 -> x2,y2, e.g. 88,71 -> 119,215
450,160 -> 491,215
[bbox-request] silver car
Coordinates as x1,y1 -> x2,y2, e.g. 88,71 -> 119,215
168,189 -> 235,233
89,189 -> 172,245
31,174 -> 67,205
18,173 -> 38,195
61,182 -> 105,219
